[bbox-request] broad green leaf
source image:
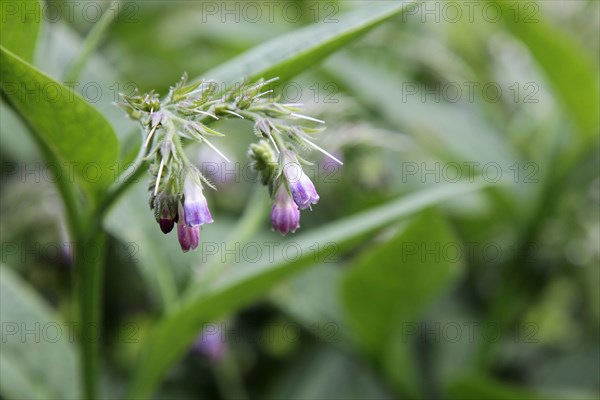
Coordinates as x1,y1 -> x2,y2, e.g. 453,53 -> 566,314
200,1 -> 412,86
128,180 -> 490,399
0,0 -> 42,63
0,265 -> 80,400
447,375 -> 542,400
340,211 -> 463,397
490,0 -> 599,144
0,46 -> 119,196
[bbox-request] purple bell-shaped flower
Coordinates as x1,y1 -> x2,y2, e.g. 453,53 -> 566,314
283,160 -> 319,209
183,173 -> 213,227
271,185 -> 300,235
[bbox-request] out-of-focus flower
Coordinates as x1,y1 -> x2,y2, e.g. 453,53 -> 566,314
192,325 -> 226,362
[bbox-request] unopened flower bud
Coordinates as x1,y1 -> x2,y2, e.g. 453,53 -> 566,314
271,185 -> 300,235
153,192 -> 178,234
177,203 -> 200,252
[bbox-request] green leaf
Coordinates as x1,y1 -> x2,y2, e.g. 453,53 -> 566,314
0,46 -> 119,196
0,265 -> 80,400
490,0 -> 599,144
325,53 -> 517,166
340,211 -> 464,397
127,180 -> 490,399
200,2 -> 412,86
265,344 -> 395,400
447,375 -> 542,400
0,0 -> 42,63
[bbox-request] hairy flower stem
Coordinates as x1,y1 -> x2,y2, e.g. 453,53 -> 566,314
270,129 -> 287,155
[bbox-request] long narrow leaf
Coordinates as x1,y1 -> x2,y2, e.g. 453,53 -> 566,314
200,1 -> 412,86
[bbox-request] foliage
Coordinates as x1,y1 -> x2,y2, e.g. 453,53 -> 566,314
1,1 -> 598,399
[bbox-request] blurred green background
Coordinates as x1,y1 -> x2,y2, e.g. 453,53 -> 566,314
1,1 -> 599,399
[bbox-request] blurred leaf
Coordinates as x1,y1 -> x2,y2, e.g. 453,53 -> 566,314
270,263 -> 348,341
201,1 -> 411,86
490,0 -> 600,144
265,344 -> 395,400
341,211 -> 463,397
325,53 -> 517,167
0,99 -> 40,161
0,265 -> 80,400
0,0 -> 41,63
447,375 -> 541,400
127,180 -> 489,399
0,46 -> 119,196
530,342 -> 600,399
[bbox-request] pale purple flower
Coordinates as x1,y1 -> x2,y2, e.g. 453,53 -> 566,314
271,185 -> 300,235
177,203 -> 200,252
183,174 -> 213,227
283,162 -> 319,209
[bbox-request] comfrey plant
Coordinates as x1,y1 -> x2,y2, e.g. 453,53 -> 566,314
119,74 -> 343,252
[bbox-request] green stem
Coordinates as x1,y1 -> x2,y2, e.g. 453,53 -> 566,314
64,0 -> 121,82
77,226 -> 108,400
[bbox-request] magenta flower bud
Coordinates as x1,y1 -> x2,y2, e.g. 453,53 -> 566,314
177,219 -> 200,253
183,174 -> 213,227
177,202 -> 199,252
284,162 -> 319,209
271,185 -> 300,235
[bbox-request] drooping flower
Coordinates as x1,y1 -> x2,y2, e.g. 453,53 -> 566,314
271,184 -> 300,235
177,203 -> 200,252
283,159 -> 319,209
183,172 -> 213,227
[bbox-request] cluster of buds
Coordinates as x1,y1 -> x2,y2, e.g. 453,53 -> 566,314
119,74 -> 342,252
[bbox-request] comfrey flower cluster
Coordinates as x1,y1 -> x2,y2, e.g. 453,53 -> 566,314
119,74 -> 342,252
